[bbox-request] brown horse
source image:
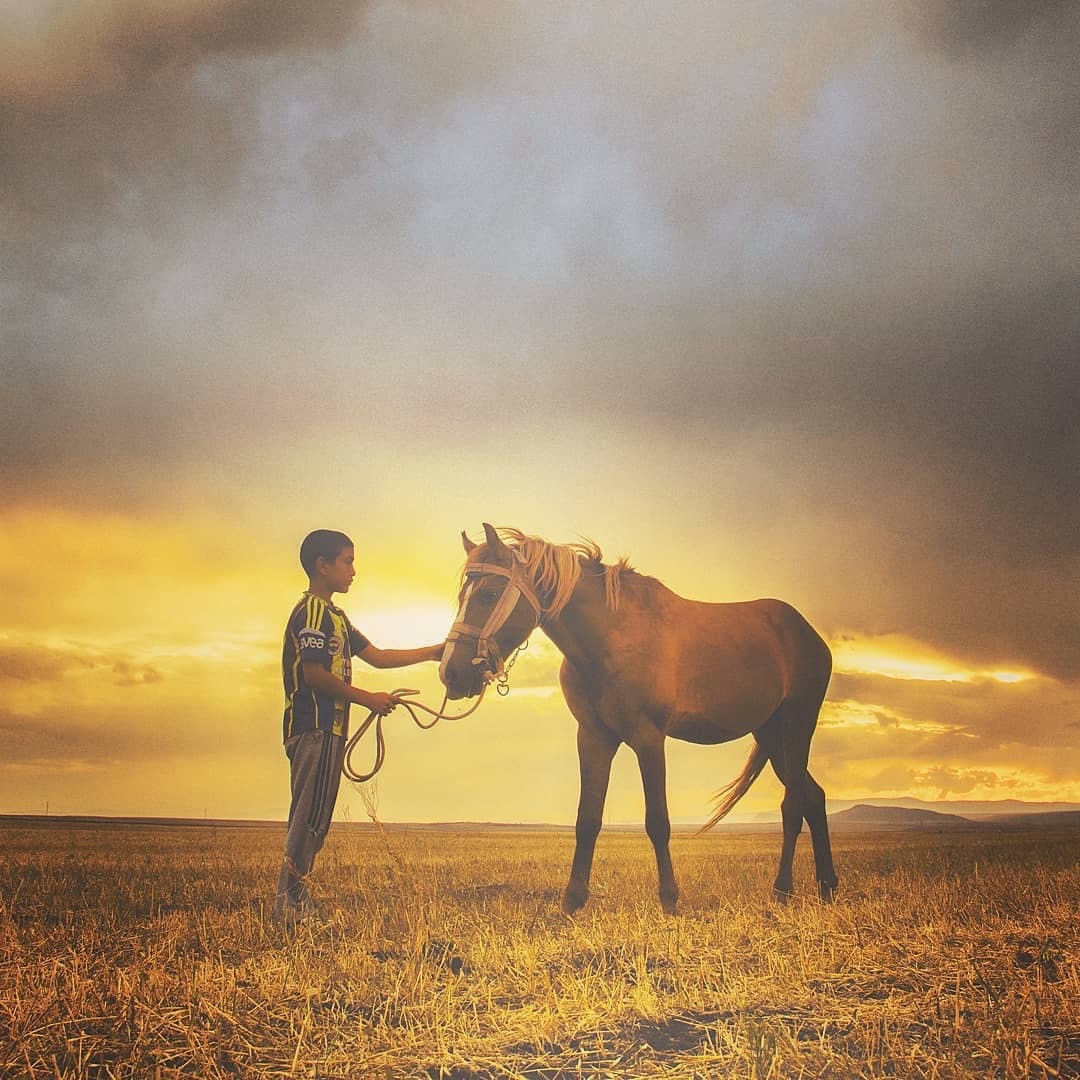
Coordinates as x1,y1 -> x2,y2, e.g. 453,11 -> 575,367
440,524 -> 838,914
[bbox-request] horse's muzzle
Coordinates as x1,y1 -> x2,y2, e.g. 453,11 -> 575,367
441,663 -> 483,701
444,678 -> 480,701
440,635 -> 495,701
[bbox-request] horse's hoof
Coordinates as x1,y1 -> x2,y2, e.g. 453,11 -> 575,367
561,891 -> 587,915
772,886 -> 794,905
819,879 -> 838,903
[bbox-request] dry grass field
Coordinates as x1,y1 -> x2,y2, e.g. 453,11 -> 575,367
0,813 -> 1076,1078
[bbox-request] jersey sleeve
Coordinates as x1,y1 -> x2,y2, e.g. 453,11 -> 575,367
296,596 -> 331,664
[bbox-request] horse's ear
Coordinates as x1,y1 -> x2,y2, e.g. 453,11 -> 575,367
482,522 -> 505,555
461,530 -> 477,554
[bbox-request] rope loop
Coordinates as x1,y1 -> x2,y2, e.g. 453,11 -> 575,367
342,684 -> 490,783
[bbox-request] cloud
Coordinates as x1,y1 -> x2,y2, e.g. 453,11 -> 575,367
901,0 -> 1072,56
111,660 -> 165,687
0,704 -> 159,769
910,765 -> 1007,797
851,762 -> 1027,798
0,0 -> 367,107
0,639 -> 162,688
831,633 -> 1041,685
0,648 -> 272,770
829,671 -> 1078,750
0,642 -> 96,683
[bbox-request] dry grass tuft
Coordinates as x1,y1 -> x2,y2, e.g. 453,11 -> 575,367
0,819 -> 1076,1077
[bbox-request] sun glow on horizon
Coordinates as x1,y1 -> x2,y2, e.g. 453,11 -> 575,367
831,634 -> 1040,685
353,603 -> 459,649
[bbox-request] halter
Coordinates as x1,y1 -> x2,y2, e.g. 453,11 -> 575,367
440,557 -> 544,689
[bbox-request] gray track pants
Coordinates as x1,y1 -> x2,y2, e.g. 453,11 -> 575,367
274,728 -> 347,916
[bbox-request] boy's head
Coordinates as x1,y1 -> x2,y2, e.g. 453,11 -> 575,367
299,530 -> 355,593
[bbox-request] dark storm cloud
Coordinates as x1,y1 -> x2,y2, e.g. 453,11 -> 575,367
701,279 -> 1080,681
900,0 -> 1080,184
903,0 -> 1071,56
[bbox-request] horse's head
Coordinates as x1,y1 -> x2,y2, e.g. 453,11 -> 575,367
439,523 -> 544,699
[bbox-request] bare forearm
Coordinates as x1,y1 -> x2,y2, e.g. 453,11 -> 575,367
302,662 -> 389,711
361,643 -> 444,669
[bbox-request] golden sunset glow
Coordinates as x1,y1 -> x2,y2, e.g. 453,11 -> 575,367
832,635 -> 1041,685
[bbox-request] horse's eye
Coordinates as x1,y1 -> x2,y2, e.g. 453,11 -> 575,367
478,589 -> 501,603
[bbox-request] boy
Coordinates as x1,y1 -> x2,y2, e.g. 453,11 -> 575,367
275,529 -> 444,921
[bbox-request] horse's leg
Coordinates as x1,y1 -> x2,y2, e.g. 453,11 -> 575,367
774,784 -> 802,901
768,703 -> 816,902
804,770 -> 838,901
563,721 -> 619,914
634,735 -> 679,915
753,712 -> 799,901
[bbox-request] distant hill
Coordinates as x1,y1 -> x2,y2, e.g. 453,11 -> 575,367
827,797 -> 1080,818
830,804 -> 977,829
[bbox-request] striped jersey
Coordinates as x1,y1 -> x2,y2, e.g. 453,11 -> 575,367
282,593 -> 371,740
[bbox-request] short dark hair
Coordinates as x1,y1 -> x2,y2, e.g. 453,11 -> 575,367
299,530 -> 353,576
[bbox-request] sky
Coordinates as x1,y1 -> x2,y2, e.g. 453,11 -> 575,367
1,0 -> 1077,825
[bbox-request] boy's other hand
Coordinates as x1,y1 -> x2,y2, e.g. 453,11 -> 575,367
366,691 -> 398,717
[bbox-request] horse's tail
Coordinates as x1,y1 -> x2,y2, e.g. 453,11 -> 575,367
696,740 -> 771,835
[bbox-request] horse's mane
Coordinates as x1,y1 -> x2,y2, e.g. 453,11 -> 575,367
481,527 -> 632,617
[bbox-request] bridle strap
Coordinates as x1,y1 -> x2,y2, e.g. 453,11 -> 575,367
441,559 -> 544,679
458,563 -> 542,616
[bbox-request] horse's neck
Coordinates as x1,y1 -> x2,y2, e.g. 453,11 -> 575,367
541,568 -> 613,671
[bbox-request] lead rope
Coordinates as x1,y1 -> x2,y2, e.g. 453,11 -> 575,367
342,683 -> 491,783
342,632 -> 534,783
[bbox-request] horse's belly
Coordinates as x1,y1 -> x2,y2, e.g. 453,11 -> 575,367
663,634 -> 787,745
668,711 -> 761,745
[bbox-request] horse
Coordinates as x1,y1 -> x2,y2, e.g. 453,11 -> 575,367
439,524 -> 838,915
